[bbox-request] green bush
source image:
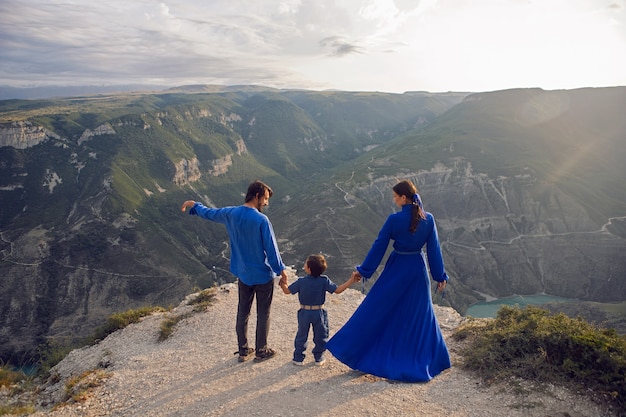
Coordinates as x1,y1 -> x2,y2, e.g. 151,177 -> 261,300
187,287 -> 217,312
36,340 -> 76,375
0,403 -> 35,416
89,306 -> 166,344
158,288 -> 217,341
453,305 -> 626,412
0,364 -> 26,389
158,314 -> 190,341
35,306 -> 166,374
0,363 -> 35,416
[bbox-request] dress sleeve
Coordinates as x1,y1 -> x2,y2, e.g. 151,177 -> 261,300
356,216 -> 393,279
426,216 -> 449,282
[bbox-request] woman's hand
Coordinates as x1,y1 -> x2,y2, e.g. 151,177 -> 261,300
435,280 -> 447,293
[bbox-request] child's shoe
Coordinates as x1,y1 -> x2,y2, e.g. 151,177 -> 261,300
292,360 -> 304,366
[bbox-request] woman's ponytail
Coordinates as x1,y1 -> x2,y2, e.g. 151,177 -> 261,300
393,180 -> 426,233
410,193 -> 426,232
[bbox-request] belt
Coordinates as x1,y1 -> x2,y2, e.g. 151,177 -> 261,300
300,304 -> 324,310
394,250 -> 421,255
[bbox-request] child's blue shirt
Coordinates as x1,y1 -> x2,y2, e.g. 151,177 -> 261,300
288,275 -> 338,305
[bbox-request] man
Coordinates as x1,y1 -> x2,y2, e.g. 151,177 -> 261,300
181,180 -> 288,363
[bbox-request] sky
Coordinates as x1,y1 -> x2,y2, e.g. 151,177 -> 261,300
1,0 -> 625,94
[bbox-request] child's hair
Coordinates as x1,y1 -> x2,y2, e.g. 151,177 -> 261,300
306,254 -> 327,277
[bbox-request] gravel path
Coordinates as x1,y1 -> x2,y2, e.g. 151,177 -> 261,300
29,280 -> 614,417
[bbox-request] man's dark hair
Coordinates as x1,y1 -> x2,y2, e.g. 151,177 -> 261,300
306,254 -> 327,277
245,180 -> 273,203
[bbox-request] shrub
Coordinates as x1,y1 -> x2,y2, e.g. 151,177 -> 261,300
36,306 -> 166,374
0,364 -> 27,389
0,403 -> 35,416
36,340 -> 76,375
89,306 -> 166,344
158,314 -> 190,341
453,305 -> 626,413
187,287 -> 217,312
62,369 -> 110,404
0,363 -> 35,416
158,288 -> 217,341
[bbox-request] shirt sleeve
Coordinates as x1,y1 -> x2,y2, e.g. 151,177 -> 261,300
261,218 -> 286,275
288,279 -> 300,294
324,277 -> 339,293
356,215 -> 393,279
189,202 -> 226,222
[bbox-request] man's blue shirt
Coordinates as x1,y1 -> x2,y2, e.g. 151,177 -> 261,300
189,203 -> 285,285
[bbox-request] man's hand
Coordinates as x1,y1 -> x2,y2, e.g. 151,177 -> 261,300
181,200 -> 196,212
279,270 -> 288,287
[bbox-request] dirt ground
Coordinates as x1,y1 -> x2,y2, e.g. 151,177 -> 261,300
25,281 -> 616,417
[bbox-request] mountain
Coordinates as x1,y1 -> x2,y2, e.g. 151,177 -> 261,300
1,86 -> 625,368
0,85 -> 170,100
274,87 -> 626,313
0,87 -> 466,364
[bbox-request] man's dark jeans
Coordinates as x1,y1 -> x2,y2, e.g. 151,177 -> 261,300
236,278 -> 274,354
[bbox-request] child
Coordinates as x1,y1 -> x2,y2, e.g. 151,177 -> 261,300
279,254 -> 360,366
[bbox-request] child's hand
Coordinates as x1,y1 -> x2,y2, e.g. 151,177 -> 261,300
351,271 -> 361,282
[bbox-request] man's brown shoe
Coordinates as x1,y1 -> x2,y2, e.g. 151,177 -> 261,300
235,347 -> 255,363
253,348 -> 276,363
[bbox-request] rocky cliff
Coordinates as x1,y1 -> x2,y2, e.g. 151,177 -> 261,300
0,121 -> 57,149
11,283 -> 615,417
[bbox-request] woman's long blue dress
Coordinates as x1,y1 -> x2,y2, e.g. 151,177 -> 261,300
326,204 -> 451,382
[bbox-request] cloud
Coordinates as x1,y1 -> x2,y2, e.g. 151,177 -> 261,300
320,36 -> 363,57
0,0 -> 625,92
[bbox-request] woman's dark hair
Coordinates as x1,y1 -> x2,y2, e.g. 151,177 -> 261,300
245,180 -> 273,203
306,254 -> 327,277
393,180 -> 426,232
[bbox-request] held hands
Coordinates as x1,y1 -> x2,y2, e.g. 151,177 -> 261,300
278,270 -> 291,294
350,271 -> 362,283
279,270 -> 288,287
435,280 -> 447,293
181,200 -> 196,212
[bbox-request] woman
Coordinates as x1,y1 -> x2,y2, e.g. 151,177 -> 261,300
326,179 -> 451,382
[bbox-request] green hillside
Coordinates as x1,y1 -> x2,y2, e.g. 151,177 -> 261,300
348,87 -> 626,220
